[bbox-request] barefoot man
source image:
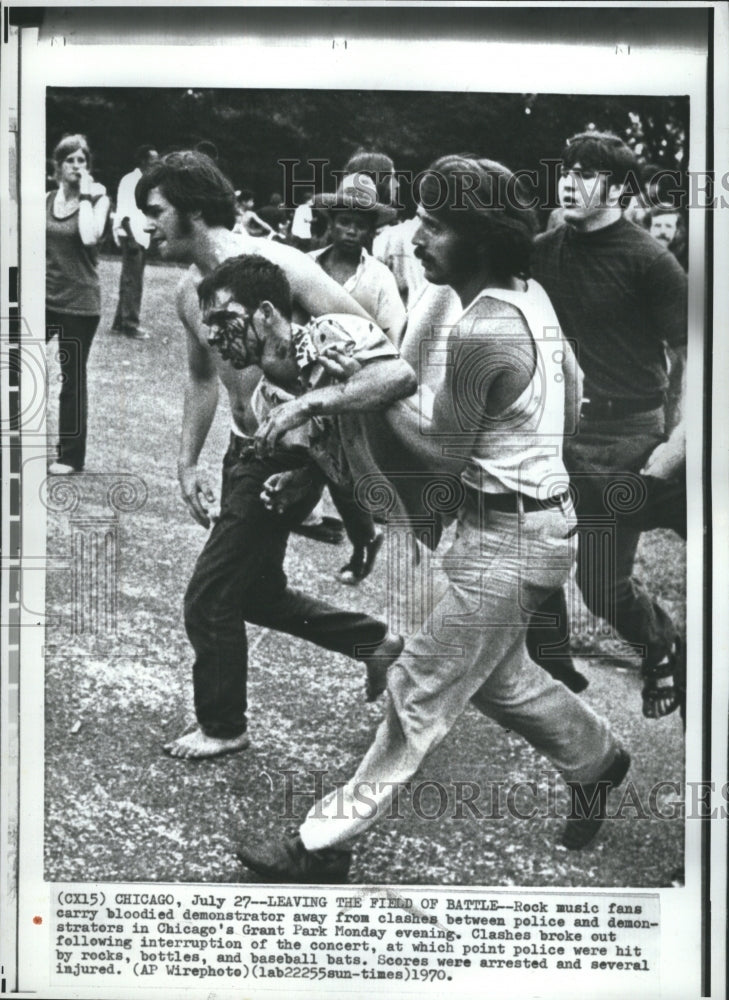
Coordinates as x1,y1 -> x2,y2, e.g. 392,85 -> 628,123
137,151 -> 405,758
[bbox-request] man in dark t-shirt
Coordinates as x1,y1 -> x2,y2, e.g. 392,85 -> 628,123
528,131 -> 687,720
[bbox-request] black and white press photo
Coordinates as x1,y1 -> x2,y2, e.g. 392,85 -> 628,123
3,6 -> 725,1000
42,82 -> 690,887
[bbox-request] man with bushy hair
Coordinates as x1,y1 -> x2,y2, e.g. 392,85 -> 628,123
137,150 -> 401,759
235,155 -> 628,883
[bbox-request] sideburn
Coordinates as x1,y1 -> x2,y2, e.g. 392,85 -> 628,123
178,210 -> 194,236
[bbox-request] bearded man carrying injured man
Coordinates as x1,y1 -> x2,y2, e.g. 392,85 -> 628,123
234,156 -> 630,881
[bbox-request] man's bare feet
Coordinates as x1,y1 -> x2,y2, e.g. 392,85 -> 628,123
364,631 -> 404,702
163,728 -> 250,759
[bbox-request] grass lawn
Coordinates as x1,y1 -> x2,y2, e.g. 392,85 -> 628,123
44,257 -> 687,887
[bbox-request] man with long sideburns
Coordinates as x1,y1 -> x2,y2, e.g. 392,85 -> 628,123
136,151 -> 405,759
235,156 -> 630,882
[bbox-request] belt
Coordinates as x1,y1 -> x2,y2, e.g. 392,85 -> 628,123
580,394 -> 664,420
228,432 -> 312,467
466,484 -> 570,514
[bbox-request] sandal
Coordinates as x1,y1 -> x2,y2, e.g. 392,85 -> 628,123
641,638 -> 683,719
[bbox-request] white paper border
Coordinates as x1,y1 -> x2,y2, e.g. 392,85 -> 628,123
3,4 -> 725,999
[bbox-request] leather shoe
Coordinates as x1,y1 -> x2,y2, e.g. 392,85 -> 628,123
338,528 -> 384,585
237,834 -> 351,883
292,516 -> 344,545
561,747 -> 631,850
541,658 -> 589,693
363,632 -> 404,702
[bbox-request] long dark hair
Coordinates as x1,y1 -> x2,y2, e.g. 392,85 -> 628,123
419,155 -> 538,282
136,150 -> 237,229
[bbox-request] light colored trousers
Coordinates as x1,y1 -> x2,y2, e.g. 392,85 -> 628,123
300,494 -> 616,851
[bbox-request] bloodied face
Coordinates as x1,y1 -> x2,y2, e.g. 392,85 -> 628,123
201,287 -> 261,370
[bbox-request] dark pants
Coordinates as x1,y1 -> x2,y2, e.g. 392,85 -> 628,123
328,482 -> 377,547
112,237 -> 146,334
46,309 -> 99,471
527,408 -> 678,672
183,439 -> 389,738
616,472 -> 686,539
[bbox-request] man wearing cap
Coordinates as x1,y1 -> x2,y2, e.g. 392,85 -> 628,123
136,150 -> 403,759
235,156 -> 629,883
311,173 -> 406,345
306,174 -> 407,583
528,131 -> 687,720
336,148 -> 431,310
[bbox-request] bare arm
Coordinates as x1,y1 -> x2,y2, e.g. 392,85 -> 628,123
177,277 -> 221,526
254,356 -> 417,455
385,392 -> 470,476
248,210 -> 276,237
374,266 -> 407,346
663,343 -> 686,436
77,168 -> 110,246
387,306 -> 543,474
305,356 -> 416,416
179,334 -> 219,470
561,336 -> 583,437
78,195 -> 110,246
258,239 -> 373,321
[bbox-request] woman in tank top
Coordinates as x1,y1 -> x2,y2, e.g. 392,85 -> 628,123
46,134 -> 110,473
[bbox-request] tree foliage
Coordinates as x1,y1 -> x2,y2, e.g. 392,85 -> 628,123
47,87 -> 688,213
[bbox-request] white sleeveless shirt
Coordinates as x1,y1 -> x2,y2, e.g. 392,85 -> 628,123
459,279 -> 569,499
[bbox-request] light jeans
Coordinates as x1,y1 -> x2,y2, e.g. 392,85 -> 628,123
300,493 -> 617,851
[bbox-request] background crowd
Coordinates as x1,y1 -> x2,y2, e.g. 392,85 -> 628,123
44,90 -> 688,478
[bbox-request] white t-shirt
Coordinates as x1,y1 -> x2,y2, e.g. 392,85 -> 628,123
113,168 -> 150,247
310,246 -> 406,344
